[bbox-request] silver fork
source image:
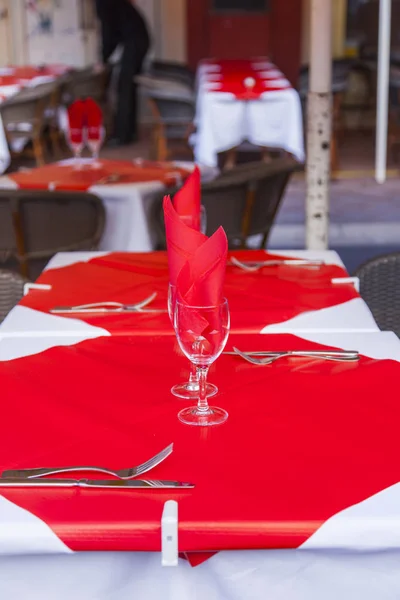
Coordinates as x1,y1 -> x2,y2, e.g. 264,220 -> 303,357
230,257 -> 323,272
50,292 -> 159,314
231,347 -> 359,366
1,443 -> 173,480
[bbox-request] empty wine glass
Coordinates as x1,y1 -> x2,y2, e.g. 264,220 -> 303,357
87,126 -> 105,168
168,284 -> 217,400
174,299 -> 230,426
200,205 -> 207,234
68,130 -> 84,168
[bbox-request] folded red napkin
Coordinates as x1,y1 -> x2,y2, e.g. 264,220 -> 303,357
176,226 -> 228,307
163,195 -> 207,286
172,166 -> 201,231
85,97 -> 103,142
67,100 -> 86,145
175,227 -> 228,346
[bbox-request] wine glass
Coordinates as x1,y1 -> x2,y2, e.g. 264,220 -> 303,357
174,299 -> 230,426
200,205 -> 207,234
68,130 -> 84,168
168,284 -> 217,400
87,126 -> 105,168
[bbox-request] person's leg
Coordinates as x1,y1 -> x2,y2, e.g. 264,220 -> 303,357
115,41 -> 146,144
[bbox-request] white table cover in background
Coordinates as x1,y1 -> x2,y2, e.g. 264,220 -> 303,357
0,161 -> 218,252
194,64 -> 305,168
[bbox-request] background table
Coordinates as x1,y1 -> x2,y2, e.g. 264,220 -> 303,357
194,59 -> 304,167
0,65 -> 69,173
0,160 -> 217,252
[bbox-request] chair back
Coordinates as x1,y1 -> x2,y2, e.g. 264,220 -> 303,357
0,196 -> 16,263
148,93 -> 195,124
148,61 -> 195,89
0,82 -> 56,134
0,269 -> 27,324
62,68 -> 108,104
150,157 -> 299,250
203,158 -> 300,248
0,190 -> 106,279
354,252 -> 400,337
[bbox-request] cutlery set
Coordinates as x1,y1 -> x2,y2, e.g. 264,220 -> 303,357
230,257 -> 324,271
0,443 -> 194,489
50,293 -> 166,315
225,347 -> 360,365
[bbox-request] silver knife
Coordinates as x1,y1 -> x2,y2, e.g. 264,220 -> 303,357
0,478 -> 194,489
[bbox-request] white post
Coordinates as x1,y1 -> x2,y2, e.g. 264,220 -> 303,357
306,0 -> 332,250
375,0 -> 391,184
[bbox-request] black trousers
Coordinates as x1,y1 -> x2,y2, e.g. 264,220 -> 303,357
115,39 -> 148,144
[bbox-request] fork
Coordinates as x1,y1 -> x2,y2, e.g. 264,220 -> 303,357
231,347 -> 359,366
1,443 -> 173,481
50,293 -> 159,314
230,257 -> 323,272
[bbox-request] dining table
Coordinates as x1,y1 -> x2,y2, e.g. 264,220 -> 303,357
0,248 -> 399,600
0,159 -> 217,252
0,64 -> 71,173
194,58 -> 305,167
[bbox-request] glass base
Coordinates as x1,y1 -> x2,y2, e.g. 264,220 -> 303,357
171,382 -> 218,400
178,406 -> 228,427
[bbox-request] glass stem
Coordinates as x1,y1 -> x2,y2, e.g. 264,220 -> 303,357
196,367 -> 209,413
189,362 -> 198,384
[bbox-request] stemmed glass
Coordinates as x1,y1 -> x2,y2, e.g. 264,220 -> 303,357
174,299 -> 230,426
68,130 -> 84,168
87,126 -> 105,169
168,284 -> 217,400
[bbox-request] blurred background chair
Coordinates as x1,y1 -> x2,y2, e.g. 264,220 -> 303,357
151,157 -> 300,250
0,269 -> 28,324
136,74 -> 195,161
354,252 -> 400,337
0,190 -> 106,280
61,67 -> 111,134
0,82 -> 58,166
147,60 -> 195,89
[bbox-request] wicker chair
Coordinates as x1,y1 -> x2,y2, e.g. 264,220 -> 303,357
151,157 -> 299,249
0,269 -> 28,324
136,75 -> 195,160
148,60 -> 195,89
0,190 -> 106,280
354,252 -> 400,337
0,82 -> 58,166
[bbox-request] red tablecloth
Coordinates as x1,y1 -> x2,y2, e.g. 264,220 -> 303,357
1,332 -> 399,553
18,251 -> 357,335
8,160 -> 189,191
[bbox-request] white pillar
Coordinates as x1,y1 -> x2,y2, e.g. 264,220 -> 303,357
306,0 -> 332,250
375,0 -> 391,184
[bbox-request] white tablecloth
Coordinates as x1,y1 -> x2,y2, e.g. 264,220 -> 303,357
194,81 -> 305,167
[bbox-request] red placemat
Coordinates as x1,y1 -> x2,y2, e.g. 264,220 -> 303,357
22,251 -> 356,336
0,332 -> 399,553
9,160 -> 190,191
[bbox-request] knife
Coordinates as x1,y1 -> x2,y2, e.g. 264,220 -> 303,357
0,478 -> 194,489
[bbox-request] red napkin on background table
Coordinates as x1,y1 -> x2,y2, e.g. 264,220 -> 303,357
85,98 -> 103,142
172,166 -> 201,231
163,195 -> 207,286
67,99 -> 86,146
